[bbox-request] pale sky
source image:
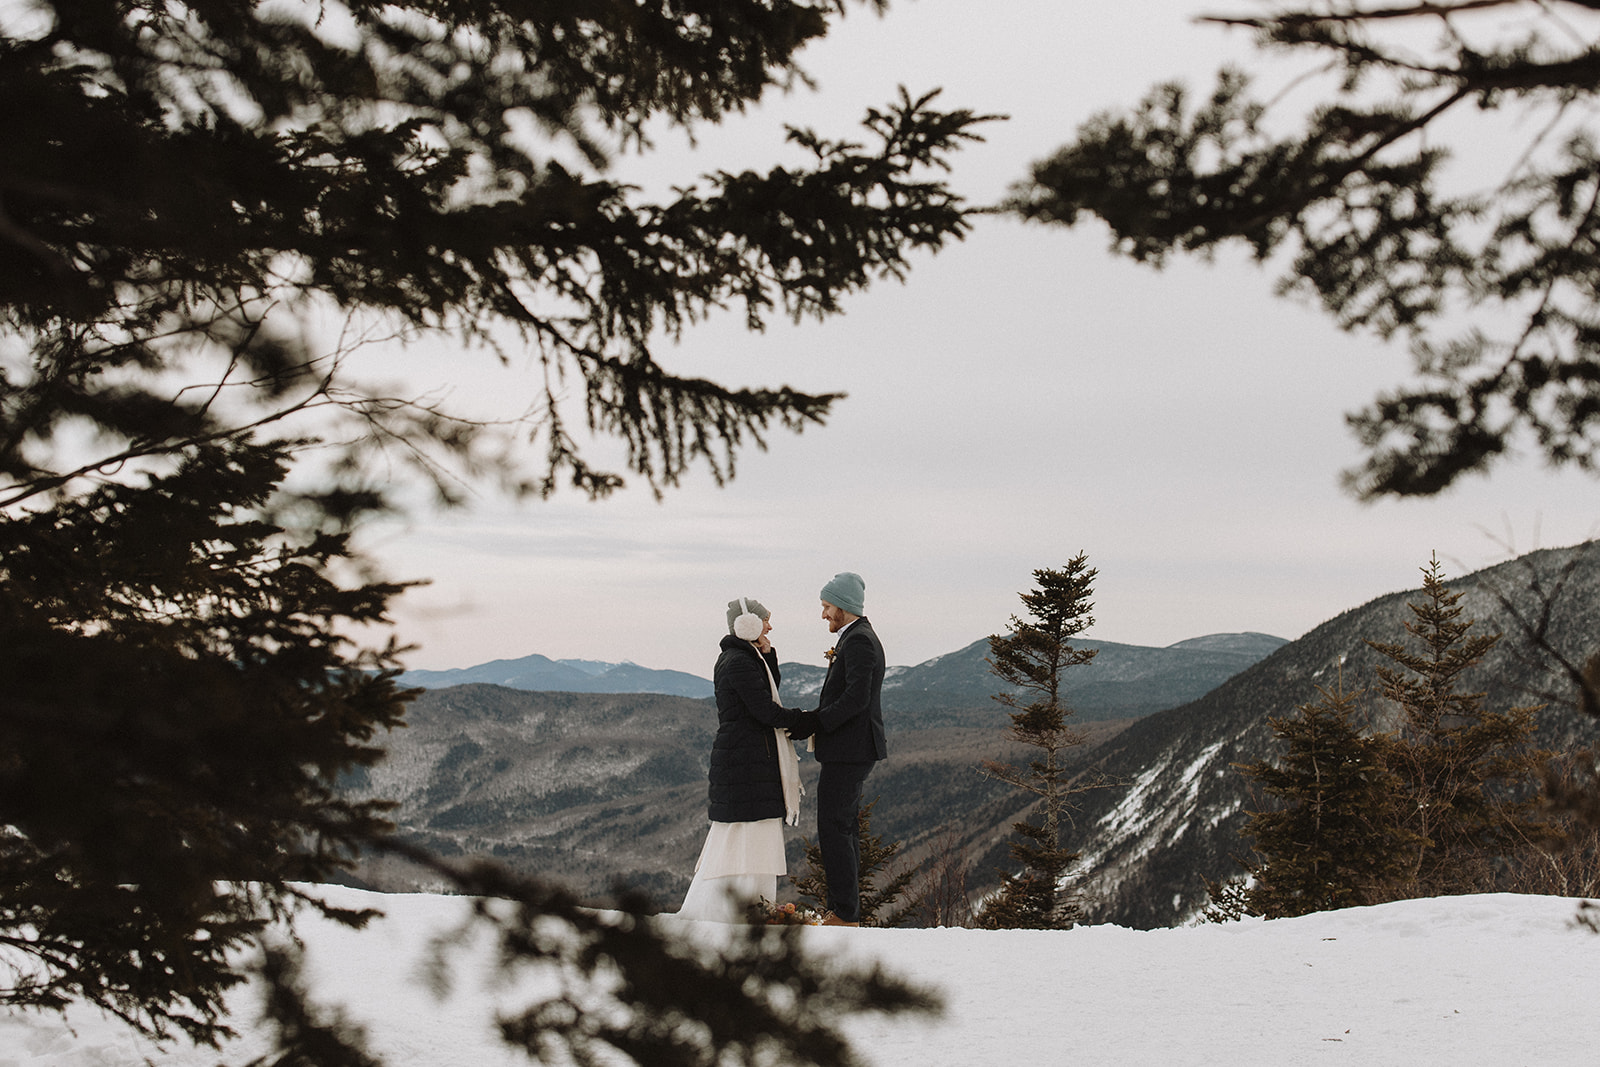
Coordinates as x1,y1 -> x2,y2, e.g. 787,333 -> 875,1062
361,0 -> 1599,677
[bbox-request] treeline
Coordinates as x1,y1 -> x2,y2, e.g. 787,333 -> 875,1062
1208,556 -> 1600,920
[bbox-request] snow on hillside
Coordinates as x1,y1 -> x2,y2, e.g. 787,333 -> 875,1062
3,888 -> 1597,1066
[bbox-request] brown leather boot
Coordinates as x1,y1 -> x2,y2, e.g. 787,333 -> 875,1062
820,912 -> 860,927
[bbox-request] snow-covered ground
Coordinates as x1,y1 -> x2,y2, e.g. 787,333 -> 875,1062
4,888 -> 1598,1066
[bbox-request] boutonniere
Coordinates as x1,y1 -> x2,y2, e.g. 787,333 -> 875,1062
824,646 -> 836,662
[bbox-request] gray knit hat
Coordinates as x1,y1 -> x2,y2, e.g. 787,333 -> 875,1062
819,572 -> 865,616
727,598 -> 770,639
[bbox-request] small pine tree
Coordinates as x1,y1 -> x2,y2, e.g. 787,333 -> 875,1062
1201,875 -> 1258,924
975,554 -> 1103,930
793,799 -> 920,927
1234,673 -> 1418,917
974,824 -> 1084,930
1366,554 -> 1555,897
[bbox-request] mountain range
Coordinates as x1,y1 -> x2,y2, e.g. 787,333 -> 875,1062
397,656 -> 716,698
345,541 -> 1599,925
399,631 -> 1290,724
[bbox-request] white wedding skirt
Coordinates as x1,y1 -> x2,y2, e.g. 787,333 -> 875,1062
673,818 -> 787,923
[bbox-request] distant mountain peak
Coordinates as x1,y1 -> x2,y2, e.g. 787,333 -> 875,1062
556,658 -> 619,677
1164,632 -> 1289,654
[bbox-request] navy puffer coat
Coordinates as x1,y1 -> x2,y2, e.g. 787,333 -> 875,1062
708,634 -> 805,823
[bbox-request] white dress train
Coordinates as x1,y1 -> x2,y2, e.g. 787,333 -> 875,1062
674,817 -> 787,923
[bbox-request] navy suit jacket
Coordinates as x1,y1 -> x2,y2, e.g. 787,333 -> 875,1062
814,617 -> 888,763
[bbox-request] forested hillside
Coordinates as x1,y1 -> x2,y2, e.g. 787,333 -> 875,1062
340,682 -> 1119,907
1066,542 -> 1600,929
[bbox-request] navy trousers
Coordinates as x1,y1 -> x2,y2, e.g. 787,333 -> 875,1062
816,760 -> 875,922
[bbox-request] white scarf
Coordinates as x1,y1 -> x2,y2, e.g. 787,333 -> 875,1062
751,645 -> 804,826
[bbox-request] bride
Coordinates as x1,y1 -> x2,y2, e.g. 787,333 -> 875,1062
674,597 -> 816,922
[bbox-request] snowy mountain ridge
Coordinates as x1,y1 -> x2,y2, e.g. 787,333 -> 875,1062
1066,541 -> 1600,928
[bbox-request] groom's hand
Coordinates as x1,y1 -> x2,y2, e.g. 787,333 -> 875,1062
788,711 -> 820,740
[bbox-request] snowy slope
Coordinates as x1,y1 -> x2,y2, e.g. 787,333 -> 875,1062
1069,541 -> 1600,929
4,888 -> 1597,1066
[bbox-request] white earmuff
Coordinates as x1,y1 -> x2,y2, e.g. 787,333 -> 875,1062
733,597 -> 764,641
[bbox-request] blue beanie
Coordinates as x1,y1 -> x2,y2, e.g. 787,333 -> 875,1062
820,572 -> 865,616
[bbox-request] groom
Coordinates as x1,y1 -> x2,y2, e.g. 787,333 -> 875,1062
807,571 -> 887,927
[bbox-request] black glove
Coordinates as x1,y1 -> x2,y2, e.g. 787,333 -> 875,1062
787,710 -> 821,740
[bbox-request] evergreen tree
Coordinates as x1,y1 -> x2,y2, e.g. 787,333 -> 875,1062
2,0 -> 993,506
973,824 -> 1084,931
1007,1 -> 1600,500
1216,556 -> 1561,920
1234,674 -> 1417,918
0,441 -> 408,1044
1366,555 -> 1555,897
1200,875 -> 1258,924
1,1 -> 980,1060
975,555 -> 1102,930
793,798 -> 920,927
